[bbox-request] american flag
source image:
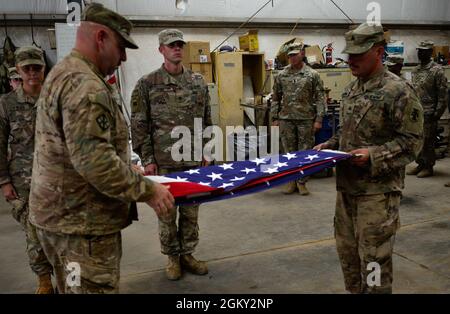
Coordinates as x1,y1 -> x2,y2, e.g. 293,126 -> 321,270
146,149 -> 351,205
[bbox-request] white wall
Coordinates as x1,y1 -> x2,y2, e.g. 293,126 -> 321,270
121,27 -> 450,105
1,25 -> 449,107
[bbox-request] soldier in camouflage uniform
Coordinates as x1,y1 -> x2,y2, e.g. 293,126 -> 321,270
406,41 -> 448,178
0,46 -> 54,294
28,3 -> 174,294
8,67 -> 22,91
271,42 -> 326,195
0,37 -> 17,95
131,29 -> 211,281
315,23 -> 423,294
384,55 -> 404,77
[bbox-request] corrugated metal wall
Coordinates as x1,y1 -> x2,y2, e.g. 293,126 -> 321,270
1,0 -> 449,23
99,0 -> 450,23
0,0 -> 68,14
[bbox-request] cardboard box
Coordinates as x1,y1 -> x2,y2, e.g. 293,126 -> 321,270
190,62 -> 213,83
305,45 -> 325,65
383,29 -> 391,43
239,30 -> 259,52
183,41 -> 211,64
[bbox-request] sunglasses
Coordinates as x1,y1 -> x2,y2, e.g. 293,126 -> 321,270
11,78 -> 22,82
167,41 -> 185,49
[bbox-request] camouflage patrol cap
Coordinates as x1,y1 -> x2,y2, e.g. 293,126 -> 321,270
8,67 -> 20,79
14,46 -> 45,67
158,29 -> 186,45
287,42 -> 304,55
384,55 -> 404,66
342,23 -> 385,54
417,40 -> 434,50
81,2 -> 138,49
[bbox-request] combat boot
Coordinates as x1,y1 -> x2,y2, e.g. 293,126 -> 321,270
166,255 -> 181,280
283,181 -> 297,194
35,273 -> 54,294
444,182 -> 450,187
297,182 -> 310,195
417,168 -> 433,178
180,254 -> 208,275
406,165 -> 422,175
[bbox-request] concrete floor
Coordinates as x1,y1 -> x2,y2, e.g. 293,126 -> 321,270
1,158 -> 449,294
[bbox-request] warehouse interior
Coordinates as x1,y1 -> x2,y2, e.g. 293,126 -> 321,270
0,0 -> 449,294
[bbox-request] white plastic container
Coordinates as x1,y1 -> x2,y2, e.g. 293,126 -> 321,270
386,41 -> 404,55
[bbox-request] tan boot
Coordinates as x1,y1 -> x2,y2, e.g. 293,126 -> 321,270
283,181 -> 297,194
180,254 -> 208,275
406,165 -> 422,175
417,168 -> 433,178
297,182 -> 310,195
444,182 -> 450,187
166,255 -> 181,280
35,273 -> 54,294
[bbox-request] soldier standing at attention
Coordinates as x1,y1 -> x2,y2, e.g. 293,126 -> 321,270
406,41 -> 448,178
28,3 -> 174,294
0,46 -> 54,294
384,55 -> 404,78
314,23 -> 423,293
131,29 -> 211,281
271,42 -> 326,196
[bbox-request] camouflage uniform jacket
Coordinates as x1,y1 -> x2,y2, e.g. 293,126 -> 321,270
29,50 -> 155,235
0,85 -> 37,198
271,63 -> 326,122
131,65 -> 212,169
412,61 -> 448,120
325,69 -> 423,195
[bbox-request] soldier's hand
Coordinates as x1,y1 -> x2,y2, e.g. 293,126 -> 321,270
146,182 -> 175,217
144,164 -> 158,175
1,183 -> 18,201
201,158 -> 210,167
313,121 -> 322,133
349,148 -> 370,166
313,142 -> 329,151
131,164 -> 145,175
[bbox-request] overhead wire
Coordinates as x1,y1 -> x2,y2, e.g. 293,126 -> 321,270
212,0 -> 274,53
329,0 -> 354,24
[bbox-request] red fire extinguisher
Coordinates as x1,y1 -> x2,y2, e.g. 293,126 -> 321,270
323,43 -> 333,65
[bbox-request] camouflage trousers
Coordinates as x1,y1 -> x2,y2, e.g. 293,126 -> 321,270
9,197 -> 53,276
159,167 -> 200,256
35,228 -> 122,294
334,191 -> 401,294
279,119 -> 314,184
416,118 -> 437,169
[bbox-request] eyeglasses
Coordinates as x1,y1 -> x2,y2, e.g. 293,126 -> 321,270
167,41 -> 185,49
20,64 -> 44,73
